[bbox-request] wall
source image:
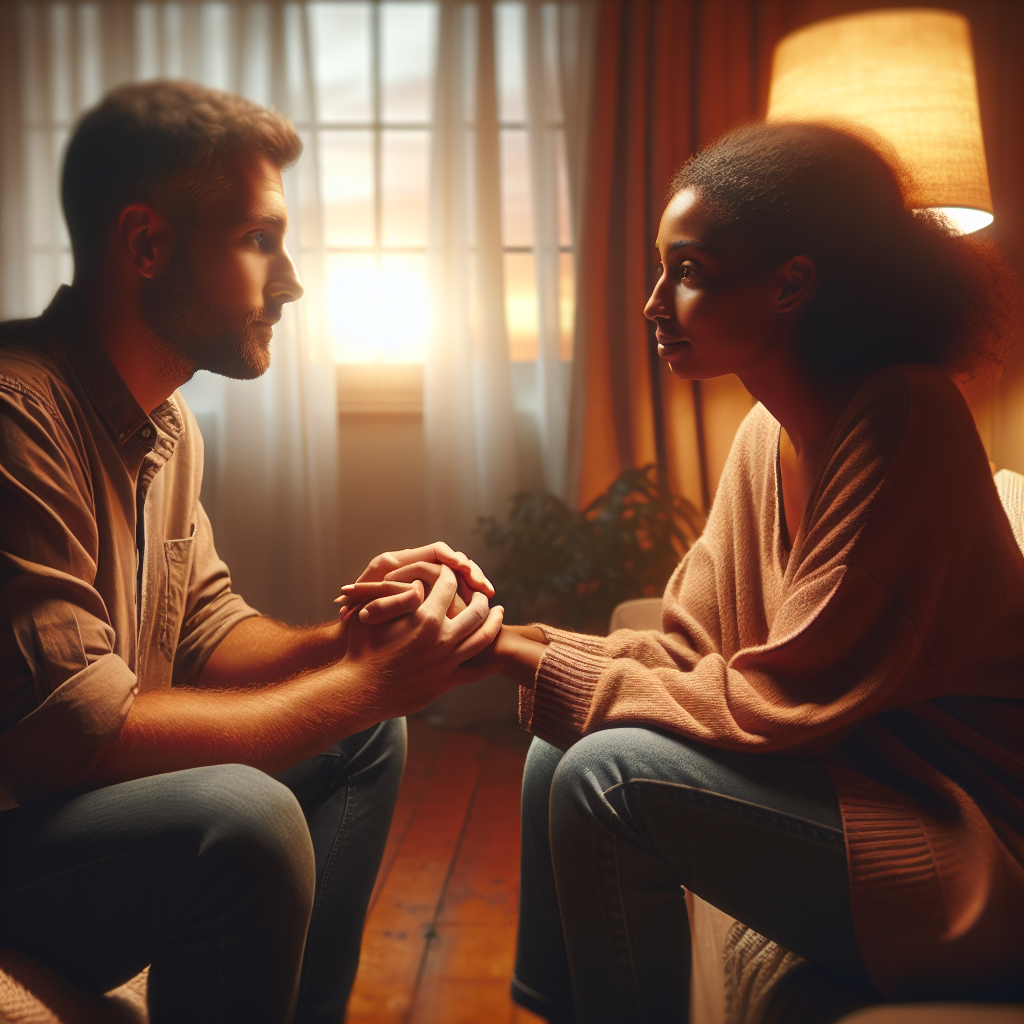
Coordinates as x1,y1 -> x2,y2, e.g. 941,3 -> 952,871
336,412 -> 432,587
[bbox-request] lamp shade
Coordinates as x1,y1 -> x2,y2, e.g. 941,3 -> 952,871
766,8 -> 993,234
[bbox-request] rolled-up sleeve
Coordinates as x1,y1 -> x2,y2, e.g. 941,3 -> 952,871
172,500 -> 259,687
0,381 -> 137,802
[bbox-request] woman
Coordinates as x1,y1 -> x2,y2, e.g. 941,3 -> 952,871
342,122 -> 1023,1022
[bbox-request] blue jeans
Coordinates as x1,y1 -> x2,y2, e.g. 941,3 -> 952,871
0,718 -> 406,1024
512,728 -> 867,1024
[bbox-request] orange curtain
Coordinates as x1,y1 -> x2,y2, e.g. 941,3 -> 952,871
567,0 -> 1024,512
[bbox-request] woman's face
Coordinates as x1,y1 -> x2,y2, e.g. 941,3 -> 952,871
644,188 -> 794,381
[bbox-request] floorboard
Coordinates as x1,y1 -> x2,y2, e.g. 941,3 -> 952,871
347,719 -> 546,1024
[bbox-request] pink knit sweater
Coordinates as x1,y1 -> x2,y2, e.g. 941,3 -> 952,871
522,364 -> 1024,998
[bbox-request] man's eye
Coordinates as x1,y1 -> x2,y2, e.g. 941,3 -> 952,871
680,264 -> 692,279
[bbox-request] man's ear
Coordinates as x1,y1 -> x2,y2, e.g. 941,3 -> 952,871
776,255 -> 816,314
116,204 -> 175,280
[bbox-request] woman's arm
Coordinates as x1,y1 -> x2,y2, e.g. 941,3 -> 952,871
474,624 -> 548,685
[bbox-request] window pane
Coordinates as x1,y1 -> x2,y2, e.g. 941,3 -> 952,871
501,128 -> 533,247
309,3 -> 372,122
382,129 -> 429,246
319,130 -> 374,247
505,252 -> 538,362
495,2 -> 526,123
382,2 -> 437,124
327,253 -> 430,363
559,251 -> 575,361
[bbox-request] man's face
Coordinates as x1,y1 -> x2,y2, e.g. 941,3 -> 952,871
141,154 -> 303,379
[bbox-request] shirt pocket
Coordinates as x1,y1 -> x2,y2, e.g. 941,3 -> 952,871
159,536 -> 196,661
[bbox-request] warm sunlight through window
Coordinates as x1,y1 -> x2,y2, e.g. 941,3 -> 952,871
496,3 -> 575,362
309,1 -> 574,365
308,1 -> 436,364
326,255 -> 432,363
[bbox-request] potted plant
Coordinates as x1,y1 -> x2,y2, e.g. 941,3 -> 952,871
477,465 -> 705,635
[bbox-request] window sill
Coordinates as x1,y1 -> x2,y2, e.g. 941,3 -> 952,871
336,363 -> 423,415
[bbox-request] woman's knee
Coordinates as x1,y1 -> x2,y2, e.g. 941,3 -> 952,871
547,728 -> 703,846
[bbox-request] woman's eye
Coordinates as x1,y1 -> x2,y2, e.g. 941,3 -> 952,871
679,264 -> 692,279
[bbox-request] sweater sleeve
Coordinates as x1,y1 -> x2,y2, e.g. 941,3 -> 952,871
522,367 -> 1018,752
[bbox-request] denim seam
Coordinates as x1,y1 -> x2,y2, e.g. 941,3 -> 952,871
313,784 -> 355,918
593,819 -> 643,1017
602,778 -> 846,849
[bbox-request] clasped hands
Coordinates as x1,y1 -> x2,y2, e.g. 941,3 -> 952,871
336,543 -> 546,707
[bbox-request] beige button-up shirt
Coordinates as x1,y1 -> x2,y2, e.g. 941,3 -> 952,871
0,286 -> 258,803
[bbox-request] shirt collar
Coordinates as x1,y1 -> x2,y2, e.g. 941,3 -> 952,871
39,285 -> 181,453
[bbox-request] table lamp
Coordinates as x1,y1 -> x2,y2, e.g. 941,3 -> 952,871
766,8 -> 993,234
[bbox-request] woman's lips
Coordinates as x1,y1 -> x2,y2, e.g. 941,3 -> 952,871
656,333 -> 690,359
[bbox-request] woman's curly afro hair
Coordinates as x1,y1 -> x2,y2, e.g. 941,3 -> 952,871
669,121 -> 1020,382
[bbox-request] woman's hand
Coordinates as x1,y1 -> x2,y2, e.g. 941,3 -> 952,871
336,542 -> 490,623
461,625 -> 549,686
338,560 -> 471,623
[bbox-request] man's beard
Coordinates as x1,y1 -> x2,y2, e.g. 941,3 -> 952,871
140,254 -> 275,381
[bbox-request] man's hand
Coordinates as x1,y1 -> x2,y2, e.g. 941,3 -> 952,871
342,565 -> 504,715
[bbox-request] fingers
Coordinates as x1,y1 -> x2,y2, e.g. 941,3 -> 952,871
430,542 -> 495,598
340,580 -> 420,601
356,545 -> 437,583
444,589 -> 491,643
338,580 -> 421,622
420,564 -> 459,621
446,591 -> 468,620
358,584 -> 425,624
355,543 -> 494,597
453,605 -> 504,663
382,561 -> 444,586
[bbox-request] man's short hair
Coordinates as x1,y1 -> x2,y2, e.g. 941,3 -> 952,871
62,80 -> 302,275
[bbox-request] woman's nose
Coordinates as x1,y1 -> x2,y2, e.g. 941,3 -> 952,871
643,272 -> 668,322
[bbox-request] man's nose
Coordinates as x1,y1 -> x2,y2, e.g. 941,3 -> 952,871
270,245 -> 304,304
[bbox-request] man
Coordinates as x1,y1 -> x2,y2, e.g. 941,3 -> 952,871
0,81 -> 501,1023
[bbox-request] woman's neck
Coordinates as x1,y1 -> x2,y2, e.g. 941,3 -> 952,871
740,349 -> 865,545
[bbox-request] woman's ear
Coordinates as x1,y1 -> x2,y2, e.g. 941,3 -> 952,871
776,255 -> 816,314
116,204 -> 175,280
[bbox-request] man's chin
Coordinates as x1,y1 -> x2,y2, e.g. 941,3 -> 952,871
198,336 -> 272,380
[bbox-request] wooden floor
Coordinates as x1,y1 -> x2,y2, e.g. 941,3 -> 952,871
346,717 -> 546,1024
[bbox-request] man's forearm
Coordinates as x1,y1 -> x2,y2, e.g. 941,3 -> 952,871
197,615 -> 345,688
86,660 -> 379,787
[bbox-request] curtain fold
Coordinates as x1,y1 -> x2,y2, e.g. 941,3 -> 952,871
568,0 -> 1024,513
424,0 -> 519,553
423,0 -> 595,550
0,1 -> 339,626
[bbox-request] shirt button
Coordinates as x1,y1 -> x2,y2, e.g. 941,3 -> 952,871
140,426 -> 153,439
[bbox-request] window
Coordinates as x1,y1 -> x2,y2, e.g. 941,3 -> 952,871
305,2 -> 437,365
495,2 -> 574,362
305,0 -> 574,366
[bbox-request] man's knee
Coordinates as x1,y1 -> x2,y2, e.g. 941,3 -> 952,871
173,764 -> 316,908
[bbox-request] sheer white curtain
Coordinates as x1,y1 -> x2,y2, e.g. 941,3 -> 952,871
0,1 -> 339,626
424,0 -> 595,552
